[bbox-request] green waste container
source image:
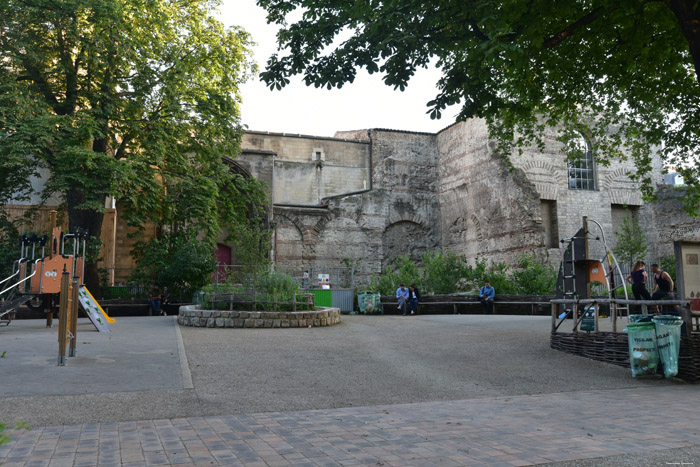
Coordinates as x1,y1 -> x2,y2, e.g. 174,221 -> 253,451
309,289 -> 333,307
625,322 -> 659,377
358,292 -> 381,314
652,315 -> 683,378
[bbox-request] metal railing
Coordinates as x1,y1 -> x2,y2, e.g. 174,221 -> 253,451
551,298 -> 691,336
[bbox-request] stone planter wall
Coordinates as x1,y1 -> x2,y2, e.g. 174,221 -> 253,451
177,305 -> 341,328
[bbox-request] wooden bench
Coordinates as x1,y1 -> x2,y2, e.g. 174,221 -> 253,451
379,297 -> 552,315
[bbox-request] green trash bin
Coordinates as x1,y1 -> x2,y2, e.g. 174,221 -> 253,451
357,292 -> 380,314
652,315 -> 683,378
625,322 -> 659,377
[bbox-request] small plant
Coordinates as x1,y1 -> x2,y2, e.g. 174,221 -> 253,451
0,421 -> 30,448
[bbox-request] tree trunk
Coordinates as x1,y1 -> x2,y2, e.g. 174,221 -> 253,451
669,0 -> 700,84
66,188 -> 106,293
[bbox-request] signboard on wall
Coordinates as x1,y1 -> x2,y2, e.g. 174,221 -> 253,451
676,241 -> 700,312
318,274 -> 330,289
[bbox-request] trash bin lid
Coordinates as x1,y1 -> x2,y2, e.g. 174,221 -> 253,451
652,315 -> 683,325
624,322 -> 655,331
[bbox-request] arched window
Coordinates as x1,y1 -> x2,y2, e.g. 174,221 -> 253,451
568,133 -> 596,190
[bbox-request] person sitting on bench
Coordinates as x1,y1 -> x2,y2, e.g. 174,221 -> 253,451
479,280 -> 495,315
396,283 -> 409,316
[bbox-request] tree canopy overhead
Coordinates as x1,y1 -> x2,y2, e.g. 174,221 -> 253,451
258,0 -> 700,213
1,0 -> 262,287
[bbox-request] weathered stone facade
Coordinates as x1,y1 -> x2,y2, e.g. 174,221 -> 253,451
237,120 -> 699,286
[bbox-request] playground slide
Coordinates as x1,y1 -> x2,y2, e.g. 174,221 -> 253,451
77,286 -> 114,332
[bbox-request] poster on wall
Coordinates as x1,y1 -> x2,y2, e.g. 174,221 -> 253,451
318,274 -> 330,289
677,242 -> 700,312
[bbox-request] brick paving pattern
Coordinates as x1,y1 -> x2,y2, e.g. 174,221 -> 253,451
1,386 -> 698,466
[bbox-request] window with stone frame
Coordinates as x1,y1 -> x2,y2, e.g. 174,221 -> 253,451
567,133 -> 596,190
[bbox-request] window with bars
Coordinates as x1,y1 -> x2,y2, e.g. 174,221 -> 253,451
568,133 -> 596,190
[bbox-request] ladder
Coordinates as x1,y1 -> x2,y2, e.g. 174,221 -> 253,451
559,236 -> 578,318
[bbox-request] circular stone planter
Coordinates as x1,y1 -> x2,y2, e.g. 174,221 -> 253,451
177,305 -> 342,328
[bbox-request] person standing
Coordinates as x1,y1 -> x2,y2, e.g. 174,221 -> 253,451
396,283 -> 409,315
626,261 -> 651,313
409,283 -> 421,315
479,280 -> 495,314
651,264 -> 675,313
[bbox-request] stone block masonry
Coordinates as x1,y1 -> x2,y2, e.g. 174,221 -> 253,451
177,305 -> 342,328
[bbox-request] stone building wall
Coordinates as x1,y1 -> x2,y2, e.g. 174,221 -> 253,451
436,121 -> 546,265
237,122 -> 692,288
241,131 -> 370,206
641,185 -> 700,261
244,129 -> 441,284
503,123 -> 663,265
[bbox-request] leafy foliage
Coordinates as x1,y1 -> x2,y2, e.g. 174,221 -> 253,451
368,251 -> 557,296
129,229 -> 218,301
0,213 -> 20,279
257,0 -> 700,214
613,215 -> 649,271
201,270 -> 304,311
0,0 -> 256,288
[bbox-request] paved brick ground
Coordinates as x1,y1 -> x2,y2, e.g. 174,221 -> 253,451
2,385 -> 698,466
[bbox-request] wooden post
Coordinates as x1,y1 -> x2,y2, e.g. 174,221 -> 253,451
594,302 -> 599,332
551,302 -> 556,333
57,267 -> 70,366
44,294 -> 53,328
274,293 -> 278,312
572,303 -> 579,332
69,276 -> 79,357
612,301 -> 618,333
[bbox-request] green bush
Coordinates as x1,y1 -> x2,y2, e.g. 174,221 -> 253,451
130,229 -> 217,301
510,255 -> 559,295
201,271 -> 305,311
0,214 -> 21,279
368,251 -> 558,296
421,250 -> 471,294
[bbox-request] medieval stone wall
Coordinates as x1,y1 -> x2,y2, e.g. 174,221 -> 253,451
237,122 -> 692,288
641,185 -> 700,260
261,129 -> 441,284
436,121 -> 546,265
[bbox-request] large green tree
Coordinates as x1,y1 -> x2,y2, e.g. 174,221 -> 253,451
1,0 -> 258,288
258,0 -> 700,213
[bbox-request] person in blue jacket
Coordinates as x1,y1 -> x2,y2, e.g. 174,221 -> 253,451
396,283 -> 409,315
479,280 -> 495,314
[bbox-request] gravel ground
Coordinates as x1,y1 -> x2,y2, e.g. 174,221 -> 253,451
2,313 -> 697,466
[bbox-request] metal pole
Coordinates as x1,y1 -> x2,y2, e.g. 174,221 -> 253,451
57,267 -> 70,366
81,237 -> 86,283
69,275 -> 79,357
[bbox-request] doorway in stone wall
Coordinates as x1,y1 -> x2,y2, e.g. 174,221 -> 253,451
214,243 -> 232,284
